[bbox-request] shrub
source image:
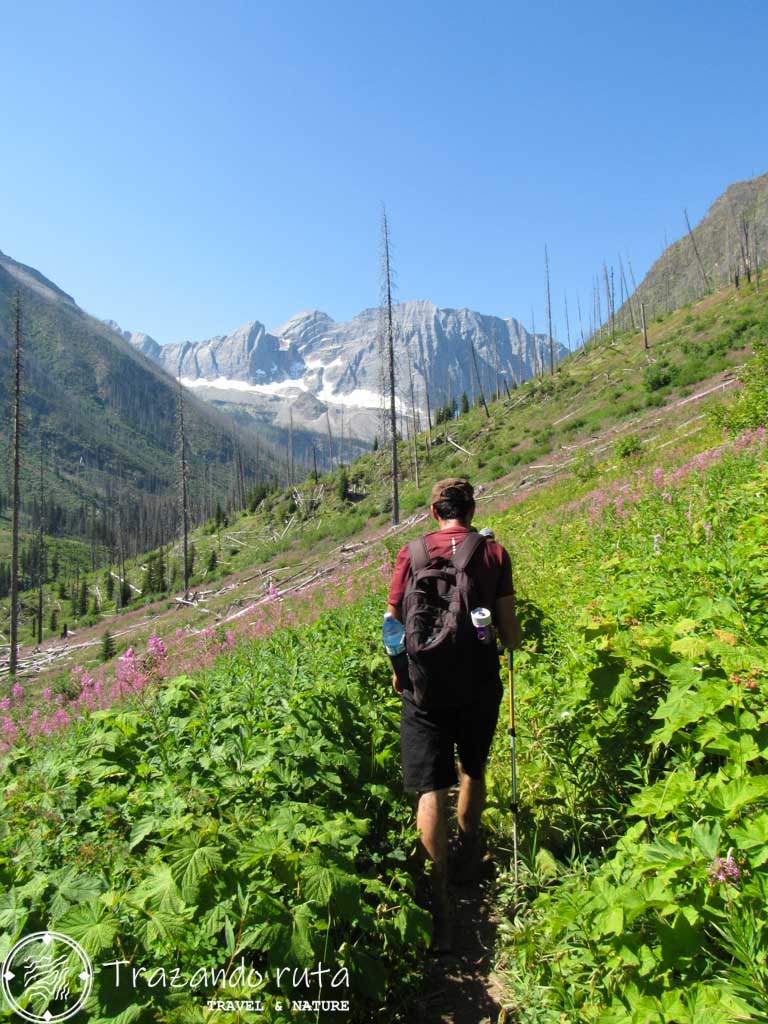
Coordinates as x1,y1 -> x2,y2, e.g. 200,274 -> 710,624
645,363 -> 676,391
714,338 -> 768,430
615,434 -> 642,458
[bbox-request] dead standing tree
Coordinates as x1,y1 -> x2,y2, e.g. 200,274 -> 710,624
176,377 -> 191,592
9,293 -> 23,676
36,436 -> 46,646
380,205 -> 400,525
469,335 -> 490,417
545,245 -> 554,374
685,208 -> 712,295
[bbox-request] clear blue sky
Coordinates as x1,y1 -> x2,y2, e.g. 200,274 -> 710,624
2,0 -> 766,345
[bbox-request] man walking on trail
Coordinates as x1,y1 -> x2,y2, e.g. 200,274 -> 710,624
386,478 -> 521,952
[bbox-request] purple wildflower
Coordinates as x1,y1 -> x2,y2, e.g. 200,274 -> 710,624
708,849 -> 740,885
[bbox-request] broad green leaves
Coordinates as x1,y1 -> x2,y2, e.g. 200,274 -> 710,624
0,600 -> 426,1021
491,436 -> 768,1020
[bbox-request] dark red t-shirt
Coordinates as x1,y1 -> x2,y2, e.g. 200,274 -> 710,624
388,527 -> 514,612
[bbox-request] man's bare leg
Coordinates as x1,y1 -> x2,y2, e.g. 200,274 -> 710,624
457,768 -> 486,836
453,767 -> 486,881
416,788 -> 452,949
417,788 -> 449,894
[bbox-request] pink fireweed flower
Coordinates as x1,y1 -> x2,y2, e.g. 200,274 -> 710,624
708,849 -> 740,885
147,635 -> 167,659
11,683 -> 24,701
0,697 -> 11,712
43,688 -> 52,701
267,583 -> 281,602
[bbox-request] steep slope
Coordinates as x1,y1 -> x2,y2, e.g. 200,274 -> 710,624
0,250 -> 271,553
624,170 -> 768,320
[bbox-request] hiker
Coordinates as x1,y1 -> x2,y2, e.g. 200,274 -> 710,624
386,478 -> 521,951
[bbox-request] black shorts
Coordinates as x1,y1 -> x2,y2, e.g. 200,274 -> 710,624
400,685 -> 503,793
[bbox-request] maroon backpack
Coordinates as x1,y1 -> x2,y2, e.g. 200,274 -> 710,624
402,532 -> 495,708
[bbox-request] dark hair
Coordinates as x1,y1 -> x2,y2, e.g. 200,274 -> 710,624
434,487 -> 474,522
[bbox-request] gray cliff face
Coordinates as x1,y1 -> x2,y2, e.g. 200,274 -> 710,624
127,299 -> 566,441
160,320 -> 302,383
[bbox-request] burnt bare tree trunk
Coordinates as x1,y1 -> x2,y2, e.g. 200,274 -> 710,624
325,410 -> 334,471
545,245 -> 554,374
469,336 -> 490,417
176,378 -> 190,592
288,406 -> 295,486
406,348 -> 420,487
380,206 -> 399,525
423,366 -> 433,453
598,276 -> 606,339
492,321 -> 500,398
641,302 -> 649,351
563,293 -> 571,352
739,213 -> 752,285
577,295 -> 585,348
685,208 -> 712,294
530,309 -> 539,378
235,445 -> 246,510
755,233 -> 761,293
9,293 -> 23,676
618,254 -> 636,330
37,436 -> 45,646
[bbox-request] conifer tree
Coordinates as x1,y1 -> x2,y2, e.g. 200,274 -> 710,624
155,548 -> 167,592
101,630 -> 116,662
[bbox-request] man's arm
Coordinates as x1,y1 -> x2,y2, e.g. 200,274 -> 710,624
495,594 -> 522,651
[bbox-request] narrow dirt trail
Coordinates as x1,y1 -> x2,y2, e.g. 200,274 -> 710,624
408,879 -> 506,1024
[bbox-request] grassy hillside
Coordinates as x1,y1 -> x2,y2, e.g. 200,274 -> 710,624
3,276 -> 766,681
0,277 -> 766,1022
488,424 -> 767,1022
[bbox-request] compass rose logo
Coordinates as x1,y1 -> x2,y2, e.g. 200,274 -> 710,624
1,931 -> 93,1022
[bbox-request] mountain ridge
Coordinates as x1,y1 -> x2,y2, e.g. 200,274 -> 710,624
621,170 -> 768,322
119,298 -> 568,443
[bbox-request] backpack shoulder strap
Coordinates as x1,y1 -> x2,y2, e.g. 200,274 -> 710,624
451,531 -> 485,572
408,537 -> 433,573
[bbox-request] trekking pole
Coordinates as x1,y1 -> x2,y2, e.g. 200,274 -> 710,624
507,648 -> 519,885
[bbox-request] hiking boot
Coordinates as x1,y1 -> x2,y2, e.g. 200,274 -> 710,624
450,828 -> 484,884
